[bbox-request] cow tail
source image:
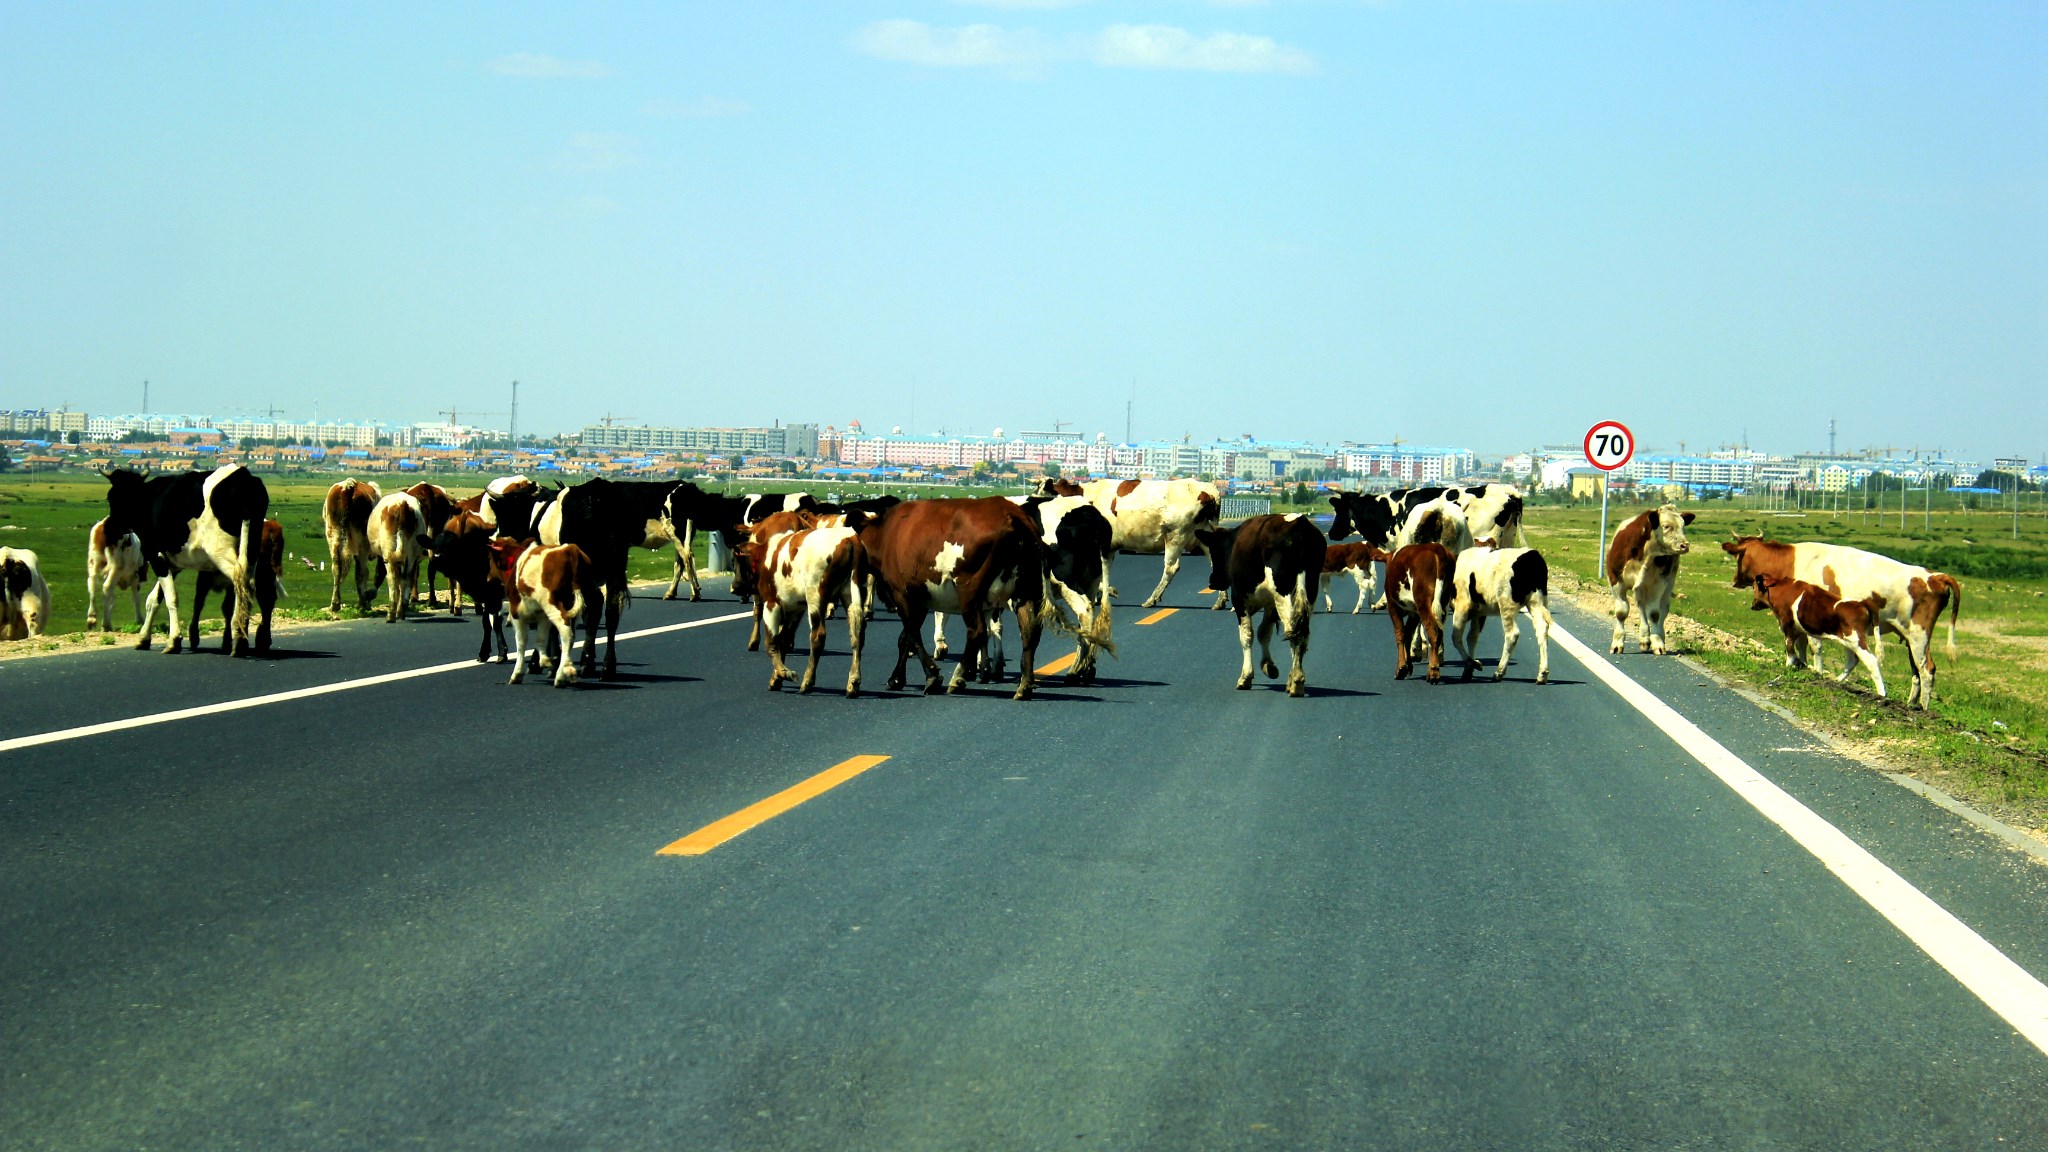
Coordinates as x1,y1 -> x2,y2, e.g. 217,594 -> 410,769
1934,573 -> 1961,666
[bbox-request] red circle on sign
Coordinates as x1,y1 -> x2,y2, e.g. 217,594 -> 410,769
1584,421 -> 1634,472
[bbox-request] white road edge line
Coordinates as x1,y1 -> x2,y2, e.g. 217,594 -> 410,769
1548,620 -> 2048,1057
0,611 -> 752,754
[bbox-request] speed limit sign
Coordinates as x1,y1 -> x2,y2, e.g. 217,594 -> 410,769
1584,421 -> 1634,472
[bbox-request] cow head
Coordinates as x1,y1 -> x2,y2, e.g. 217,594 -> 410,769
1033,477 -> 1083,498
101,468 -> 151,539
1192,525 -> 1238,594
1327,493 -> 1399,548
1648,503 -> 1695,557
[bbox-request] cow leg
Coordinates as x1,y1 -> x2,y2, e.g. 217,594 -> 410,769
1643,584 -> 1671,656
932,612 -> 950,661
1527,597 -> 1554,684
1235,609 -> 1258,689
748,596 -> 764,652
1256,610 -> 1280,680
950,607 -> 985,694
1355,567 -> 1374,614
590,587 -> 622,679
1279,581 -> 1310,697
843,582 -> 867,698
1141,539 -> 1182,609
327,540 -> 346,612
764,601 -> 792,690
1389,606 -> 1414,680
1011,596 -> 1041,702
160,573 -> 185,654
507,614 -> 531,684
187,574 -> 214,652
799,602 -> 828,694
1320,572 -> 1333,613
86,561 -> 101,632
1493,605 -> 1519,682
491,603 -> 510,662
136,573 -> 165,649
548,606 -> 580,688
476,607 -> 495,662
981,615 -> 1005,684
664,539 -> 686,601
1843,632 -> 1887,699
1608,580 -> 1632,654
1450,606 -> 1478,680
1419,602 -> 1445,684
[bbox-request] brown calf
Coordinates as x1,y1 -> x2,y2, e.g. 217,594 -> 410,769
1385,542 -> 1456,683
854,498 -> 1045,699
323,478 -> 382,612
491,539 -> 602,688
1748,573 -> 1887,696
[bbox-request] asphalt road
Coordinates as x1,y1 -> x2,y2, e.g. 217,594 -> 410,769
4,557 -> 2047,1151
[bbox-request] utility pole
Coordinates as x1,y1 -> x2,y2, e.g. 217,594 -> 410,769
142,380 -> 149,415
509,381 -> 519,448
1829,418 -> 1836,457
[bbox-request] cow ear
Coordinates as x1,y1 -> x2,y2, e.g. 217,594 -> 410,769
1681,512 -> 1696,524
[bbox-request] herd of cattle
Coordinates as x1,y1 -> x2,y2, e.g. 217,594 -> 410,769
0,465 -> 1963,710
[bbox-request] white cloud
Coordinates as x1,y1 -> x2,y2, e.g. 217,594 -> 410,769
853,19 -> 1314,75
852,20 -> 1053,69
556,132 -> 639,173
486,53 -> 610,79
640,96 -> 752,119
1088,24 -> 1314,73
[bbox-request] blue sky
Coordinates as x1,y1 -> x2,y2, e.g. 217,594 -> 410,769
2,2 -> 2042,461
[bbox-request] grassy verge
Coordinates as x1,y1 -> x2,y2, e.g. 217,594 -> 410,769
1524,503 -> 2048,836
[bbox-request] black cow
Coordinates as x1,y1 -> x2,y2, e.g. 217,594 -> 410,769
1193,513 -> 1325,697
104,465 -> 271,655
541,478 -> 685,678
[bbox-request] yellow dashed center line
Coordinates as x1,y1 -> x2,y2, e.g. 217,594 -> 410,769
1035,651 -> 1079,677
1135,608 -> 1178,626
658,755 -> 891,856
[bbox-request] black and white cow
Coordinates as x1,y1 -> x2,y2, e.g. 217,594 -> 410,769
536,478 -> 686,679
1449,541 -> 1554,684
1192,513 -> 1325,697
104,465 -> 271,655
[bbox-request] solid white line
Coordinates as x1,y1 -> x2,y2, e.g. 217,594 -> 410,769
0,611 -> 751,754
1548,621 -> 2048,1057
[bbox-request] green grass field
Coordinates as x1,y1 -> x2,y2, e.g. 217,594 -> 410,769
1522,501 -> 2048,825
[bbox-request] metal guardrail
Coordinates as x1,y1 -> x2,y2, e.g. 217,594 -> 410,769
1220,497 -> 1272,519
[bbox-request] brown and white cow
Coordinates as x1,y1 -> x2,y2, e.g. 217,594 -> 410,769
1747,572 -> 1887,697
403,482 -> 460,609
367,493 -> 429,623
323,478 -> 382,613
190,519 -> 287,653
478,475 -> 545,539
745,522 -> 872,697
736,509 -> 819,651
1449,541 -> 1553,684
1037,477 -> 1221,608
1384,542 -> 1456,683
1722,536 -> 1959,709
491,539 -> 603,688
933,494 -> 1116,685
1192,513 -> 1324,696
1606,503 -> 1696,656
1319,541 -> 1379,614
0,547 -> 51,641
854,498 -> 1046,699
85,517 -> 146,631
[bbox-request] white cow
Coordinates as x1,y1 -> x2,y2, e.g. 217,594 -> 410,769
85,517 -> 146,631
1039,477 -> 1221,608
367,493 -> 429,623
750,523 -> 871,696
0,547 -> 51,640
1449,542 -> 1554,683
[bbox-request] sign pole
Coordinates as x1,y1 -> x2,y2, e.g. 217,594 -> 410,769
1598,474 -> 1610,577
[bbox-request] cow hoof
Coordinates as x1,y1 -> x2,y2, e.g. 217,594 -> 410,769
1492,671 -> 1506,683
1012,686 -> 1033,701
507,673 -> 525,685
886,676 -> 905,692
1260,660 -> 1278,679
799,681 -> 816,695
768,679 -> 782,692
662,592 -> 677,601
1394,667 -> 1410,680
925,678 -> 945,695
1536,673 -> 1549,684
1288,681 -> 1306,698
846,684 -> 860,699
167,639 -> 183,654
1235,675 -> 1253,690
135,638 -> 152,651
